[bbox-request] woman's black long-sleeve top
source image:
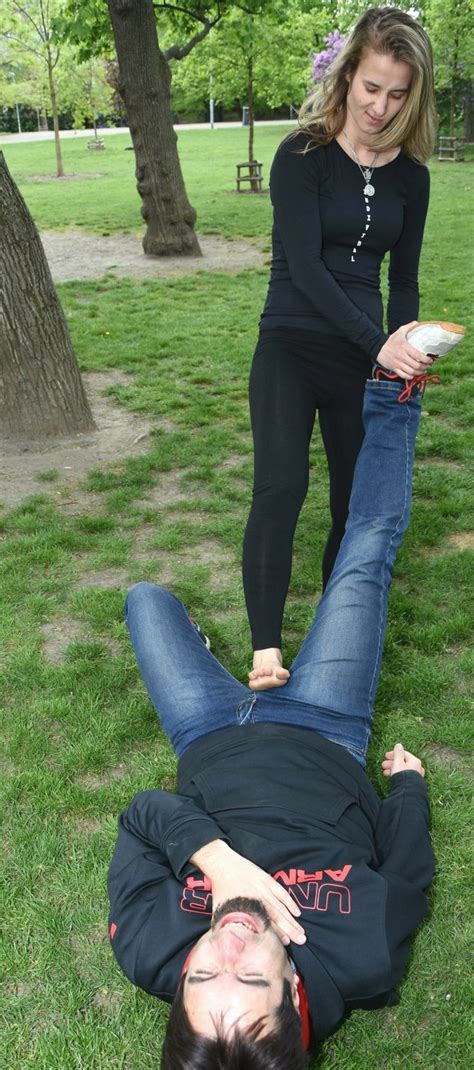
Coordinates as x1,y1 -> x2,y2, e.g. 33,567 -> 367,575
260,132 -> 430,361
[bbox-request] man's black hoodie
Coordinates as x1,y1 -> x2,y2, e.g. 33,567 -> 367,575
108,723 -> 434,1046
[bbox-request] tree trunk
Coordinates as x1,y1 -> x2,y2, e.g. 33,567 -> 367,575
107,0 -> 201,257
463,88 -> 473,141
448,23 -> 460,138
47,47 -> 64,178
246,56 -> 259,191
0,153 -> 95,440
449,72 -> 456,137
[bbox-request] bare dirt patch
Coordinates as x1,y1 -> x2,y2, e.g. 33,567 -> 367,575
129,530 -> 236,591
421,530 -> 474,560
40,230 -> 265,283
74,567 -> 130,590
165,508 -> 213,524
5,981 -> 32,999
426,743 -> 472,777
421,457 -> 463,471
0,756 -> 17,777
194,537 -> 235,569
128,539 -> 237,590
56,490 -> 105,517
75,762 -> 130,790
220,452 -> 247,471
446,532 -> 474,551
133,470 -> 201,509
72,816 -> 104,835
0,371 -> 157,510
41,619 -> 88,665
138,537 -> 237,590
41,616 -> 121,665
130,528 -> 156,557
30,173 -> 103,182
91,989 -> 124,1015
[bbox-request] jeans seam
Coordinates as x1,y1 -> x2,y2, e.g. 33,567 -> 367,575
325,734 -> 367,757
367,407 -> 411,708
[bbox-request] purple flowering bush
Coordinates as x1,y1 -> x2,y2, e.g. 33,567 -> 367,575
312,30 -> 346,84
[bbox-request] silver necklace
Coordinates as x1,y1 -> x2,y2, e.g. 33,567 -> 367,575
341,130 -> 378,197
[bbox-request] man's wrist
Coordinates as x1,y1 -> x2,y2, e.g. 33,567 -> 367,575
190,839 -> 231,879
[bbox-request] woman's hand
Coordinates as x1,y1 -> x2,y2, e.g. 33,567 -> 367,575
377,321 -> 433,379
381,742 -> 426,778
191,839 -> 306,946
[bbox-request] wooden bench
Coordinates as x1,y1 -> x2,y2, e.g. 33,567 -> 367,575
236,160 -> 263,192
438,136 -> 465,162
87,138 -> 105,151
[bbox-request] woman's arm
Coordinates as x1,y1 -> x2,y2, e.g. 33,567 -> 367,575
387,165 -> 430,334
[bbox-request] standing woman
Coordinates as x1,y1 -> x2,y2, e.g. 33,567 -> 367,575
243,6 -> 437,690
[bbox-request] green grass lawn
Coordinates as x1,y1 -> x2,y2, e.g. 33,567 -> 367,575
1,130 -> 473,1069
3,126 -> 286,240
3,124 -> 471,248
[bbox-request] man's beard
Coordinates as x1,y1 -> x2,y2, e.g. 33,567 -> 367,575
211,896 -> 271,931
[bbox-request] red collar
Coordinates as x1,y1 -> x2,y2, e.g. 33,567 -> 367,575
296,974 -> 311,1050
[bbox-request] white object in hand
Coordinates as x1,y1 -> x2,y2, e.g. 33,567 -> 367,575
406,321 -> 465,357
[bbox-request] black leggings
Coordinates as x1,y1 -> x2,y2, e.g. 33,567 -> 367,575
242,328 -> 372,650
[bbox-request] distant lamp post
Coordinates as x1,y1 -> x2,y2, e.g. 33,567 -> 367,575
7,70 -> 22,133
209,72 -> 215,129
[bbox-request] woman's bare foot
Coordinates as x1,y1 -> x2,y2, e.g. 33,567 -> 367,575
248,648 -> 290,691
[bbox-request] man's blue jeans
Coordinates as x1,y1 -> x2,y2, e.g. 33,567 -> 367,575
125,380 -> 421,766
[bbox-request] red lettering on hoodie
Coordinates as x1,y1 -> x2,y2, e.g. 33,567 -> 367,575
179,864 -> 353,916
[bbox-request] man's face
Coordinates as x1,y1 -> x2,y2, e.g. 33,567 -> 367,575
183,897 -> 299,1038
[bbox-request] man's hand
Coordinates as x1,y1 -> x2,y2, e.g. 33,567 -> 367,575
381,742 -> 426,778
190,840 -> 306,946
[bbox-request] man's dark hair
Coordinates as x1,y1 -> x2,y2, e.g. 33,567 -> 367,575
160,977 -> 308,1069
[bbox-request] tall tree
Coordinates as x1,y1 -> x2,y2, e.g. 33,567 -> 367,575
59,58 -> 114,133
0,45 -> 45,126
106,0 -> 202,256
0,1 -> 66,176
0,152 -> 95,439
57,0 -> 265,255
172,1 -> 332,174
425,0 -> 473,136
0,45 -> 113,135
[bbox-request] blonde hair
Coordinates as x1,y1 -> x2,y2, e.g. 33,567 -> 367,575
298,7 -> 437,162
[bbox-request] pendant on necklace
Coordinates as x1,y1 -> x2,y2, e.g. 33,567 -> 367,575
364,183 -> 375,197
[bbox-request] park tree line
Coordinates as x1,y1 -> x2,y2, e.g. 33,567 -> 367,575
0,0 -> 472,441
2,1 -> 473,249
2,2 -> 472,134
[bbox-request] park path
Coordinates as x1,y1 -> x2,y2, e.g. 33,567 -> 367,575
0,119 -> 290,145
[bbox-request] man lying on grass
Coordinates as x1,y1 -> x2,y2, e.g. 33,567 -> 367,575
108,376 -> 435,1068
